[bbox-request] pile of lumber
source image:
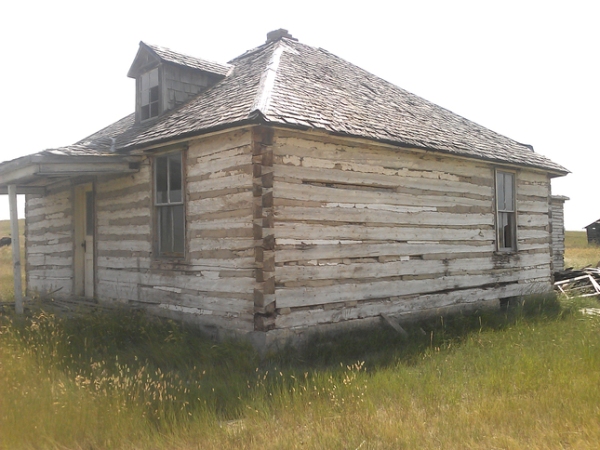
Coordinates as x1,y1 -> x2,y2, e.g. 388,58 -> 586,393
554,268 -> 600,298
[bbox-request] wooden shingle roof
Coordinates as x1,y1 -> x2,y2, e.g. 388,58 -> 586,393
144,43 -> 231,76
4,34 -> 569,176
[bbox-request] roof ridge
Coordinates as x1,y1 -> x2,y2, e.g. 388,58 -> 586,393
145,42 -> 230,65
142,42 -> 231,76
249,40 -> 298,118
228,40 -> 273,64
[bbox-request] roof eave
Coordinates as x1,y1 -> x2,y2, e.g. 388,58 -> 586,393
120,116 -> 266,152
0,153 -> 143,194
119,116 -> 568,177
254,121 -> 570,177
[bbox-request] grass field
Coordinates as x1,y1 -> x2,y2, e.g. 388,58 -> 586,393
1,296 -> 599,449
565,230 -> 600,269
0,221 -> 600,448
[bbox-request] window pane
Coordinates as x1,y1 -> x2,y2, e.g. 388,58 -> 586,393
504,212 -> 515,249
497,172 -> 505,211
141,69 -> 159,121
142,88 -> 150,105
141,72 -> 149,90
172,205 -> 184,253
149,68 -> 158,86
150,86 -> 159,102
169,153 -> 182,203
156,151 -> 185,257
159,207 -> 172,254
498,212 -> 516,249
504,172 -> 514,212
150,102 -> 159,118
158,205 -> 184,255
498,212 -> 506,248
496,171 -> 516,250
156,156 -> 168,203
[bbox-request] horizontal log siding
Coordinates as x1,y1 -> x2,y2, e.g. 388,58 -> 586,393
94,128 -> 256,332
271,130 -> 553,329
183,129 -> 256,331
95,160 -> 153,304
25,182 -> 74,297
549,196 -> 567,272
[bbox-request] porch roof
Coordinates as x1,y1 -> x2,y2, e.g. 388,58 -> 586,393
0,148 -> 142,195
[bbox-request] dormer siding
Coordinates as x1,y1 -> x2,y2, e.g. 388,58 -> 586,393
163,64 -> 223,111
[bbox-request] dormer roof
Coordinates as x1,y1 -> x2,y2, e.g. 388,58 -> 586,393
127,41 -> 231,79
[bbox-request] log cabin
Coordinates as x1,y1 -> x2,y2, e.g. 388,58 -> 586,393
0,29 -> 569,347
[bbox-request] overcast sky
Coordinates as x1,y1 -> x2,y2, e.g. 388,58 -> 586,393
0,0 -> 597,230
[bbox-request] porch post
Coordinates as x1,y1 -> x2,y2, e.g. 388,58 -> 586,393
8,184 -> 23,314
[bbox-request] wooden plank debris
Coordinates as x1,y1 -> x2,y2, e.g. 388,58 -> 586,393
381,313 -> 409,338
554,268 -> 600,299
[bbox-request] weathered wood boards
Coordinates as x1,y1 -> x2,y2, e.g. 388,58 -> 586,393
550,196 -> 568,272
94,129 -> 256,331
23,125 -> 558,339
25,129 -> 257,333
26,183 -> 74,296
554,268 -> 600,298
270,129 -> 553,329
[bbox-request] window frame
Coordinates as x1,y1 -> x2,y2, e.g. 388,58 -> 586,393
140,67 -> 160,121
495,169 -> 517,252
154,150 -> 185,258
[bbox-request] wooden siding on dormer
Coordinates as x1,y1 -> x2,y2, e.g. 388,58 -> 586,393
162,64 -> 223,112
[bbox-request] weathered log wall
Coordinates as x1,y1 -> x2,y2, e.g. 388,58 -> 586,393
550,195 -> 568,272
23,125 -> 558,342
270,129 -> 553,330
25,182 -> 74,297
94,128 -> 256,332
95,160 -> 153,302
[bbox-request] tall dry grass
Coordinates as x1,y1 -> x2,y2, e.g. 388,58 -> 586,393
565,230 -> 600,269
0,219 -> 24,302
1,297 -> 600,449
1,225 -> 600,448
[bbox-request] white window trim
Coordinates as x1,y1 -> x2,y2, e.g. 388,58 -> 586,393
141,67 -> 160,121
495,169 -> 517,252
154,151 -> 185,258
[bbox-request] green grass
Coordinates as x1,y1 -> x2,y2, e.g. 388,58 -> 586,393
1,296 -> 600,449
1,224 -> 600,448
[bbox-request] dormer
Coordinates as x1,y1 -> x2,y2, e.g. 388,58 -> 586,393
127,42 -> 231,123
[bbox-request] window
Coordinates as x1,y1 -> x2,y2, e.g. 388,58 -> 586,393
141,68 -> 159,121
155,152 -> 184,256
496,170 -> 516,251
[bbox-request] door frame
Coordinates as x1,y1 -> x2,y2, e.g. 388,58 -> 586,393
73,182 -> 95,298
